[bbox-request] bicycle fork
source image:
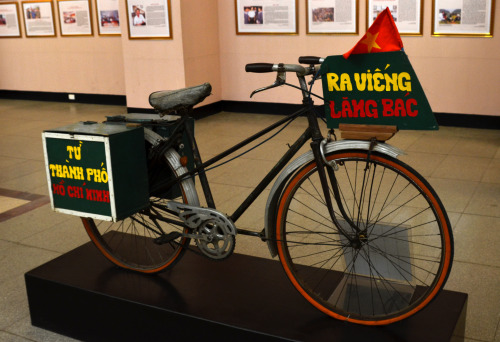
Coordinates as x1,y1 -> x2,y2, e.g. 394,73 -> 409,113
311,138 -> 362,246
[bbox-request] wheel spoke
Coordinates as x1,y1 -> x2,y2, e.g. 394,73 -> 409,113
82,147 -> 199,273
277,151 -> 453,325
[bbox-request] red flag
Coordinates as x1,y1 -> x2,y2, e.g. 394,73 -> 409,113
343,8 -> 403,59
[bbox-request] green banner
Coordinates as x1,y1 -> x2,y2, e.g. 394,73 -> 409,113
45,137 -> 112,217
320,51 -> 437,130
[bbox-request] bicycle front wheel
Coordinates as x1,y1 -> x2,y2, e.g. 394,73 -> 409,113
82,147 -> 199,274
275,150 -> 453,325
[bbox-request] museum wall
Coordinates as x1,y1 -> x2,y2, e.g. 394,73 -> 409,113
0,0 -> 498,116
180,0 -> 221,105
0,0 -> 125,96
120,0 -> 221,109
119,0 -> 185,109
218,0 -> 500,116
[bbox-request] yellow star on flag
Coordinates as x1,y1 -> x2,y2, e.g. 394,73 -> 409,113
361,31 -> 381,53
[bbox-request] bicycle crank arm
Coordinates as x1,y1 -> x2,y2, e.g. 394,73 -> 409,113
154,231 -> 210,245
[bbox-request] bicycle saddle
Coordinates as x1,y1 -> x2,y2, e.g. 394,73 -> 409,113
149,83 -> 212,115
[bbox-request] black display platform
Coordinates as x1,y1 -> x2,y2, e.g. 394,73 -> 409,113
25,241 -> 467,342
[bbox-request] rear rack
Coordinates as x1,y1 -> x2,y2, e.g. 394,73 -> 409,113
339,124 -> 398,142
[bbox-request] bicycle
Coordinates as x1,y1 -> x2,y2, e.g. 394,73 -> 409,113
79,56 -> 453,326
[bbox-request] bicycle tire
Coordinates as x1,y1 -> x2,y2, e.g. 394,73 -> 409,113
82,130 -> 199,274
275,149 -> 453,325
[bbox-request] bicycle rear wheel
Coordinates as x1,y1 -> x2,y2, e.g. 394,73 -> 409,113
275,150 -> 453,325
82,146 -> 199,274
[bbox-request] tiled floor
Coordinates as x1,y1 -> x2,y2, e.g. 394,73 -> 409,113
0,99 -> 499,341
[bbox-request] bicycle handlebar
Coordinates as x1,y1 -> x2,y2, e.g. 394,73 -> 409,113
245,56 -> 324,98
298,56 -> 325,65
245,56 -> 323,77
245,63 -> 308,76
244,63 -> 275,73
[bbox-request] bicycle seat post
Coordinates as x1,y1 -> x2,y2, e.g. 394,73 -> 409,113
183,112 -> 216,209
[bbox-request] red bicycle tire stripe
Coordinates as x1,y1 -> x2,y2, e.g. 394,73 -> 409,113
275,152 -> 452,325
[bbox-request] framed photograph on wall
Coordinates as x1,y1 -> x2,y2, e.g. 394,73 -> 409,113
235,0 -> 298,35
57,0 -> 93,36
96,0 -> 121,36
432,0 -> 494,37
0,2 -> 22,38
126,0 -> 172,39
21,0 -> 56,37
367,0 -> 423,36
306,0 -> 358,34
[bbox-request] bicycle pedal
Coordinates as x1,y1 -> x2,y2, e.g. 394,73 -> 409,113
154,231 -> 182,245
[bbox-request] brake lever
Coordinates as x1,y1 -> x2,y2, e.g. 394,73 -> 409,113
250,69 -> 286,98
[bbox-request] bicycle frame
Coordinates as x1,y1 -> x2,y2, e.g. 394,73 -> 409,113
76,58 -> 453,326
154,109 -> 355,249
146,61 -> 362,244
149,71 -> 376,250
154,101 -> 318,237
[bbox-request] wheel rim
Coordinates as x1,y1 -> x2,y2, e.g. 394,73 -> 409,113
82,142 -> 199,274
276,152 -> 452,325
83,193 -> 190,273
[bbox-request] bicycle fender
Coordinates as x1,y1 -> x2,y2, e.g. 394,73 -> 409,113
264,140 -> 405,258
143,128 -> 200,206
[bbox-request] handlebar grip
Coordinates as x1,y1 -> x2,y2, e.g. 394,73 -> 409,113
298,56 -> 322,65
245,63 -> 275,73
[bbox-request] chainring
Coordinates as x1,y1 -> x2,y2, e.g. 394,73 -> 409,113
195,219 -> 236,260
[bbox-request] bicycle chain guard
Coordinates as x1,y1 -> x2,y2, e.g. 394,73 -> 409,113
166,202 -> 236,260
